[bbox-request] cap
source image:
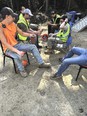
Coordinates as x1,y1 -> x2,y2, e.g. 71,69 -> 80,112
1,7 -> 17,19
51,10 -> 56,14
22,8 -> 33,16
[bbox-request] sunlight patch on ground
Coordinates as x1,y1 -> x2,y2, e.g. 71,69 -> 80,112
29,68 -> 39,76
54,50 -> 60,54
0,76 -> 8,82
37,71 -> 50,92
63,74 -> 73,86
82,75 -> 87,82
62,74 -> 84,91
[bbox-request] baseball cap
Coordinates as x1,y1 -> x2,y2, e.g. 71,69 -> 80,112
1,7 -> 17,19
51,10 -> 56,14
22,8 -> 33,16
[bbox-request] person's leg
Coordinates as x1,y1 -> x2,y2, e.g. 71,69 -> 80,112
5,49 -> 25,72
44,37 -> 56,54
56,54 -> 87,76
47,37 -> 56,49
14,43 -> 44,64
48,25 -> 51,34
63,47 -> 86,60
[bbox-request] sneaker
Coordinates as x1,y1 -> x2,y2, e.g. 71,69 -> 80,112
39,63 -> 51,68
19,70 -> 28,77
50,73 -> 62,80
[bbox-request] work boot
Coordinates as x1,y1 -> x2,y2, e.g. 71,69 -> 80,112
39,63 -> 51,68
19,70 -> 28,77
50,73 -> 62,80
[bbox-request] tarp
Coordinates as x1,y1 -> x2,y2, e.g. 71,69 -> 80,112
72,16 -> 87,32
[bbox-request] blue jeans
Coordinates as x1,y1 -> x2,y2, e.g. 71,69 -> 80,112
5,43 -> 44,71
56,47 -> 87,76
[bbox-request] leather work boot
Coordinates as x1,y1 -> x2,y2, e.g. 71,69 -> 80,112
50,73 -> 62,80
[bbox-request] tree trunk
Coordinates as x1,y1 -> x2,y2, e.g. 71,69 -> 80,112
27,0 -> 31,9
9,0 -> 13,9
45,0 -> 48,13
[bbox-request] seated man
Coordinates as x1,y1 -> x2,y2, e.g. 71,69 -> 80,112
17,8 -> 42,48
48,10 -> 60,34
0,7 -> 51,77
50,47 -> 87,79
45,15 -> 70,53
19,6 -> 25,20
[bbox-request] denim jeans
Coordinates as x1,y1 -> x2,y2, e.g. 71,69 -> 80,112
56,47 -> 87,76
5,43 -> 44,71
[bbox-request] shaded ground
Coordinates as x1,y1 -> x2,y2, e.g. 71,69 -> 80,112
0,24 -> 87,116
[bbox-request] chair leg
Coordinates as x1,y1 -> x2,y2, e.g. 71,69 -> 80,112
26,53 -> 30,64
13,59 -> 17,73
75,66 -> 82,81
3,55 -> 5,67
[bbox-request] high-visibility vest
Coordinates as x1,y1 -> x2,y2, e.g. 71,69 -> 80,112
52,14 -> 61,24
56,23 -> 70,42
17,14 -> 30,41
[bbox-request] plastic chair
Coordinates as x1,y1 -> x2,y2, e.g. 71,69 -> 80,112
0,41 -> 30,73
75,65 -> 87,81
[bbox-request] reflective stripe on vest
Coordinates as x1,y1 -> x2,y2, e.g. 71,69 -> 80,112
17,14 -> 30,41
53,14 -> 60,24
56,23 -> 70,42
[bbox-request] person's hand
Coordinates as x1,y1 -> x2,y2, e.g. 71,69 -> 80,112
49,33 -> 53,37
29,34 -> 36,38
47,22 -> 52,25
65,18 -> 68,23
17,51 -> 25,58
37,29 -> 43,35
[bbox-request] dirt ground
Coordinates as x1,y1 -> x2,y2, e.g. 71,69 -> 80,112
0,24 -> 87,116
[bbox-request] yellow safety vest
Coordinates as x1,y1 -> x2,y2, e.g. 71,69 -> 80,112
56,23 -> 70,42
17,14 -> 30,41
52,14 -> 61,24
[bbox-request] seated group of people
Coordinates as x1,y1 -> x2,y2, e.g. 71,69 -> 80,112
0,7 -> 87,80
46,13 -> 70,53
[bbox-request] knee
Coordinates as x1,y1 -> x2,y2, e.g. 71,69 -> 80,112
71,47 -> 76,51
63,59 -> 70,65
14,54 -> 21,60
32,44 -> 37,49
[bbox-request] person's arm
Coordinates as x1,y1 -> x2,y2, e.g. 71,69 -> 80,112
28,28 -> 37,34
17,25 -> 35,38
27,28 -> 43,36
0,27 -> 24,56
17,23 -> 27,32
60,18 -> 68,29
